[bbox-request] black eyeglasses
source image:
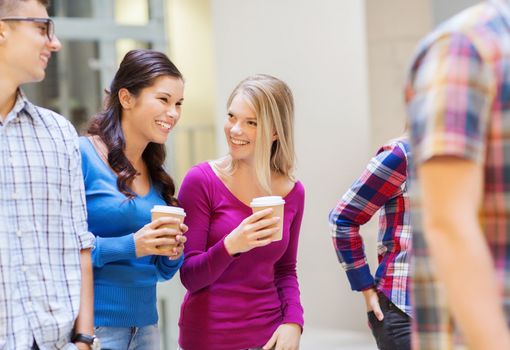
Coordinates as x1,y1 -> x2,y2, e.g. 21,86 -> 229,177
0,17 -> 55,42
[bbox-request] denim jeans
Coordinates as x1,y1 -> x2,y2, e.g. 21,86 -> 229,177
96,324 -> 160,350
367,293 -> 411,350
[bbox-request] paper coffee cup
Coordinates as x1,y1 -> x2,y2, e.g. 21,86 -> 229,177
151,205 -> 186,250
250,196 -> 285,241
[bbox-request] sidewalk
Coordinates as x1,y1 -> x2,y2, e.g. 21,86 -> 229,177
300,328 -> 377,350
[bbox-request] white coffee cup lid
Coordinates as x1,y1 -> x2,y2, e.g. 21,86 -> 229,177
151,205 -> 186,216
250,196 -> 285,207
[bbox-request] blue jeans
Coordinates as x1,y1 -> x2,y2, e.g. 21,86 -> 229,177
96,325 -> 160,350
367,294 -> 411,350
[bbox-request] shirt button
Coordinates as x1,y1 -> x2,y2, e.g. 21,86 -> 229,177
11,192 -> 19,199
26,301 -> 33,309
21,265 -> 28,272
16,230 -> 22,237
8,157 -> 14,165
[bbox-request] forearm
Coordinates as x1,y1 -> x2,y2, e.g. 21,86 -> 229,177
275,272 -> 304,327
180,237 -> 236,292
419,158 -> 510,349
331,225 -> 374,290
92,234 -> 136,267
276,197 -> 305,327
329,154 -> 404,291
425,219 -> 510,349
153,254 -> 183,281
74,249 -> 94,336
275,251 -> 304,327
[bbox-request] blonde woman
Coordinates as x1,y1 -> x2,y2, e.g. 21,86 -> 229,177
178,75 -> 304,350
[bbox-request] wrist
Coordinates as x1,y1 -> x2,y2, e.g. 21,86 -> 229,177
361,288 -> 379,312
223,235 -> 237,256
72,333 -> 99,350
284,322 -> 302,331
74,341 -> 91,350
362,287 -> 377,298
132,232 -> 142,257
360,284 -> 376,292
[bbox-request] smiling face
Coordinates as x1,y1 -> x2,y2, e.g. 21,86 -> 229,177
0,0 -> 61,85
121,75 -> 184,145
224,93 -> 259,164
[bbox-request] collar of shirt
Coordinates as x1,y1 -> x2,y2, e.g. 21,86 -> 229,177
2,89 -> 40,127
492,0 -> 510,27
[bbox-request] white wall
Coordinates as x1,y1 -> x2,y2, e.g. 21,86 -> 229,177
210,0 -> 373,332
166,0 -> 217,182
367,0 -> 432,150
432,0 -> 480,24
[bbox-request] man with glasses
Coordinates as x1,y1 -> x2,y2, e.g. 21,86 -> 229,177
1,16 -> 54,41
0,0 -> 96,349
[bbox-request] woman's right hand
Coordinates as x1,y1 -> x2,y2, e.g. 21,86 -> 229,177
133,217 -> 185,258
224,208 -> 280,256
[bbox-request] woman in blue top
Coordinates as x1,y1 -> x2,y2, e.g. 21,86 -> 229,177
80,49 -> 187,350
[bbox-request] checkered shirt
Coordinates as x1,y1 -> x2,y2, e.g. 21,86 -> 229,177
0,91 -> 94,349
329,138 -> 412,316
406,0 -> 510,348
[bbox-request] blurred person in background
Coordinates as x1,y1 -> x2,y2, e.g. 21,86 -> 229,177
406,0 -> 510,348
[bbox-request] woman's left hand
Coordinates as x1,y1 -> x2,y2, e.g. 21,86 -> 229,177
262,323 -> 301,350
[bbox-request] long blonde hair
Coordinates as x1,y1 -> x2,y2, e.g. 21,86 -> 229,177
217,74 -> 296,194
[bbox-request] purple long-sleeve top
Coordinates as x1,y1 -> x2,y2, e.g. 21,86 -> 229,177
178,162 -> 305,350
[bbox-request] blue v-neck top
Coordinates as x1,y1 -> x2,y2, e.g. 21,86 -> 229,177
80,137 -> 183,327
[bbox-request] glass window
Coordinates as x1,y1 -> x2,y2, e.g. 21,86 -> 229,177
24,41 -> 101,133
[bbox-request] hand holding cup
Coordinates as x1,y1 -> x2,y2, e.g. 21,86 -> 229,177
224,208 -> 281,256
133,216 -> 186,258
132,205 -> 187,258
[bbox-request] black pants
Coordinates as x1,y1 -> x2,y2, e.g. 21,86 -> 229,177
367,293 -> 411,350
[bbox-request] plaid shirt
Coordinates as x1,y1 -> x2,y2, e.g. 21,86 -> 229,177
329,138 -> 412,316
406,0 -> 510,348
0,91 -> 94,349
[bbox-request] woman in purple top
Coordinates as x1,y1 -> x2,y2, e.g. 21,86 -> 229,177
178,74 -> 304,350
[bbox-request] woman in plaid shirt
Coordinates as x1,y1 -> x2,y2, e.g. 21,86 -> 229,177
329,136 -> 411,350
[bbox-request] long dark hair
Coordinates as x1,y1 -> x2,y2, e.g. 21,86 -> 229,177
88,49 -> 182,205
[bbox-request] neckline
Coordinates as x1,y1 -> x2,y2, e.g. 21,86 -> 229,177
2,90 -> 33,126
204,161 -> 299,209
83,136 -> 155,199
